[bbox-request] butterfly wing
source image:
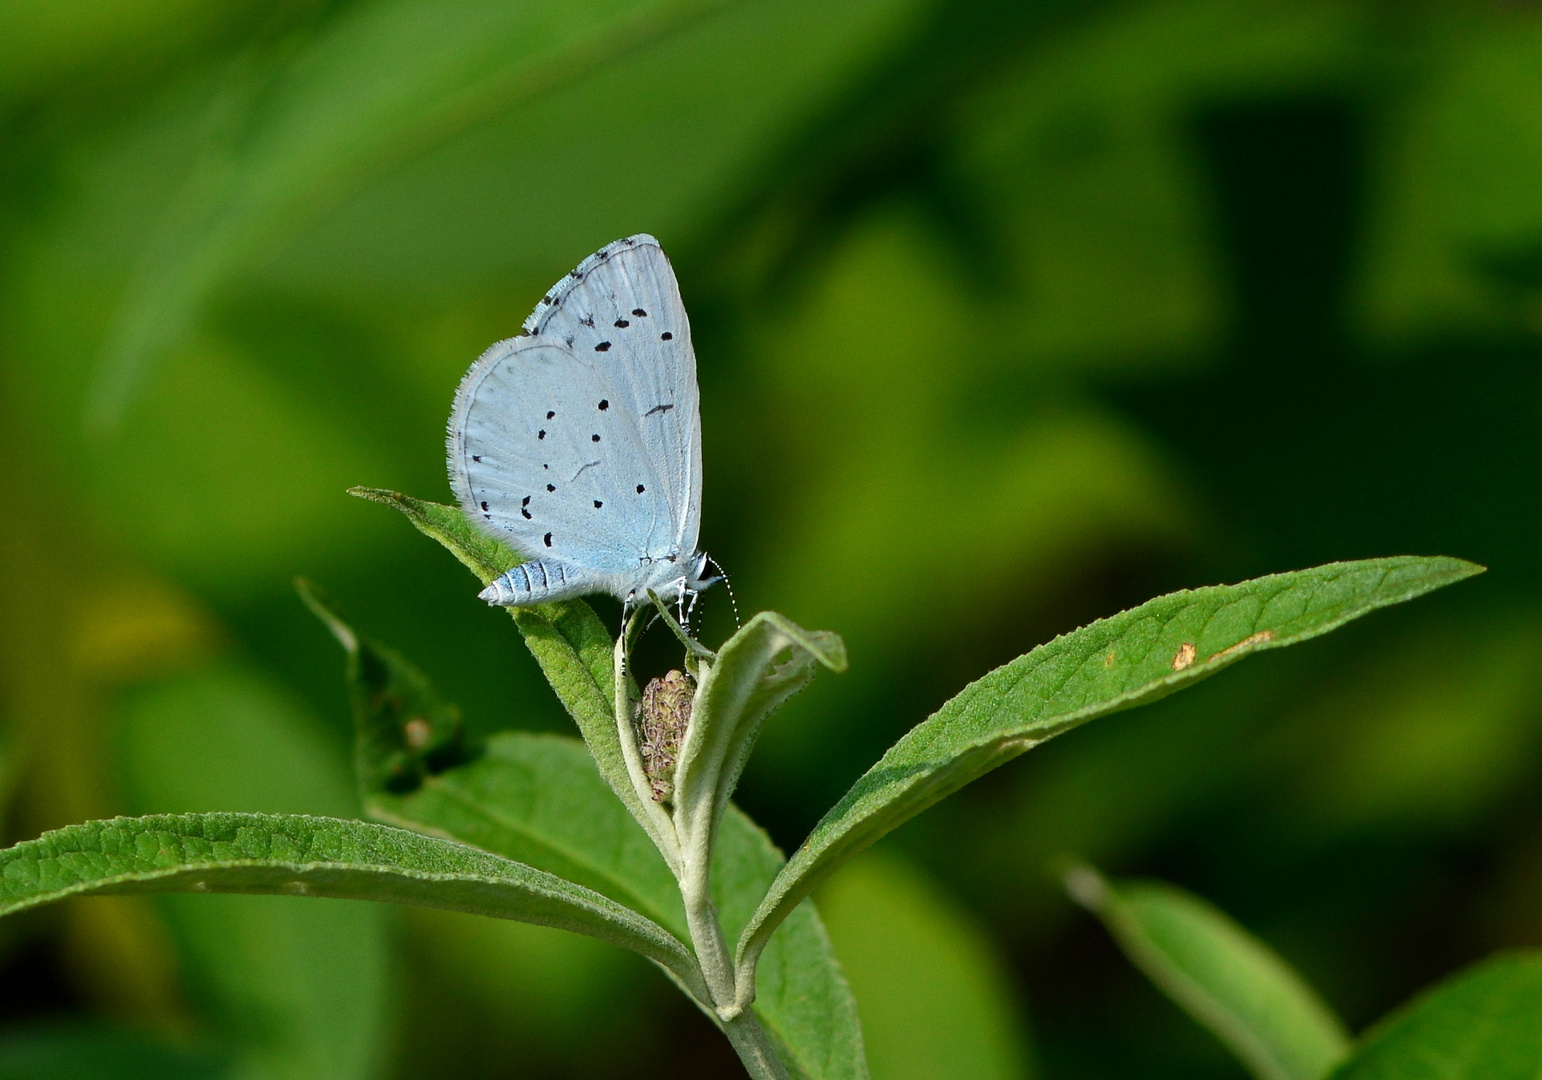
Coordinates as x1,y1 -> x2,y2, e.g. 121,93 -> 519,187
448,336 -> 675,578
522,235 -> 701,558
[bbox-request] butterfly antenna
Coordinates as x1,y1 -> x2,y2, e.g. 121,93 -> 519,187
710,556 -> 741,629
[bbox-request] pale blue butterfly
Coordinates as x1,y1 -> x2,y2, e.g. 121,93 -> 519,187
447,235 -> 715,609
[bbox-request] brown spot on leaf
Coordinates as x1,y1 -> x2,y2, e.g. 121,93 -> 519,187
1171,642 -> 1197,671
403,717 -> 432,750
1208,630 -> 1274,663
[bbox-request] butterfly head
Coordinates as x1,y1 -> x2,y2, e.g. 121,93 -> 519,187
686,551 -> 719,593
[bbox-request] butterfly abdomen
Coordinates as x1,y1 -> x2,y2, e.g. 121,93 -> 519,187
478,559 -> 599,606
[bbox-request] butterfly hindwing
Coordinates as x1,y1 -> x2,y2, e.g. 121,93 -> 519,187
448,336 -> 674,574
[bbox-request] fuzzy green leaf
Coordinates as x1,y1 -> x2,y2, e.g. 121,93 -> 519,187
347,488 -> 653,844
378,731 -> 866,1080
1067,866 -> 1350,1080
0,812 -> 706,1001
1330,952 -> 1542,1080
347,486 -> 518,584
674,613 -> 846,884
736,557 -> 1483,987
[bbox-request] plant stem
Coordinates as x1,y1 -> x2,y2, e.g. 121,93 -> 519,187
721,1010 -> 792,1080
683,877 -> 789,1079
684,882 -> 735,1004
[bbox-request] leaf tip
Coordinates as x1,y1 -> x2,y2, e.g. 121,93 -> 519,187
294,577 -> 357,653
1060,859 -> 1110,914
812,631 -> 848,673
347,485 -> 397,505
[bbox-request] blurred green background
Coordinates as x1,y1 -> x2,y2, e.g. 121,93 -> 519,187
2,0 -> 1541,1077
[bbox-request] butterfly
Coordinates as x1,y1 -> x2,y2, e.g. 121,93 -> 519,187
447,235 -> 715,611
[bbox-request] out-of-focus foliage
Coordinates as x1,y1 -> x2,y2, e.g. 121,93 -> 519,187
2,0 -> 1540,1077
820,853 -> 1032,1080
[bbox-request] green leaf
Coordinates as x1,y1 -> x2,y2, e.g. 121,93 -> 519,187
0,812 -> 707,1004
736,557 -> 1483,987
374,732 -> 685,935
1066,866 -> 1349,1080
378,731 -> 867,1080
345,488 -> 660,852
674,612 -> 845,878
714,809 -> 868,1080
346,486 -> 518,585
86,0 -> 730,428
114,662 -> 388,1080
1330,952 -> 1542,1080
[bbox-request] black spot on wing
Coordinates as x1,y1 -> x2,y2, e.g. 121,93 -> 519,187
613,319 -> 629,328
544,532 -> 553,546
594,500 -> 603,508
598,399 -> 609,410
595,341 -> 611,352
636,484 -> 645,493
632,308 -> 647,317
660,332 -> 673,341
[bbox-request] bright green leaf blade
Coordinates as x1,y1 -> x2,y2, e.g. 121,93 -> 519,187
374,731 -> 686,937
114,661 -> 387,1080
346,488 -> 656,846
87,0 -> 729,427
675,612 -> 845,879
1067,866 -> 1349,1080
380,731 -> 867,1080
1330,952 -> 1542,1080
0,812 -> 706,1002
737,557 -> 1483,984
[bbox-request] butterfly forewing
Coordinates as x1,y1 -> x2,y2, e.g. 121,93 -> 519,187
522,235 -> 701,556
448,337 -> 675,573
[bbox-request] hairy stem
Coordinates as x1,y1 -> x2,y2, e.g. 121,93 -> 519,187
684,876 -> 788,1079
721,1009 -> 792,1080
